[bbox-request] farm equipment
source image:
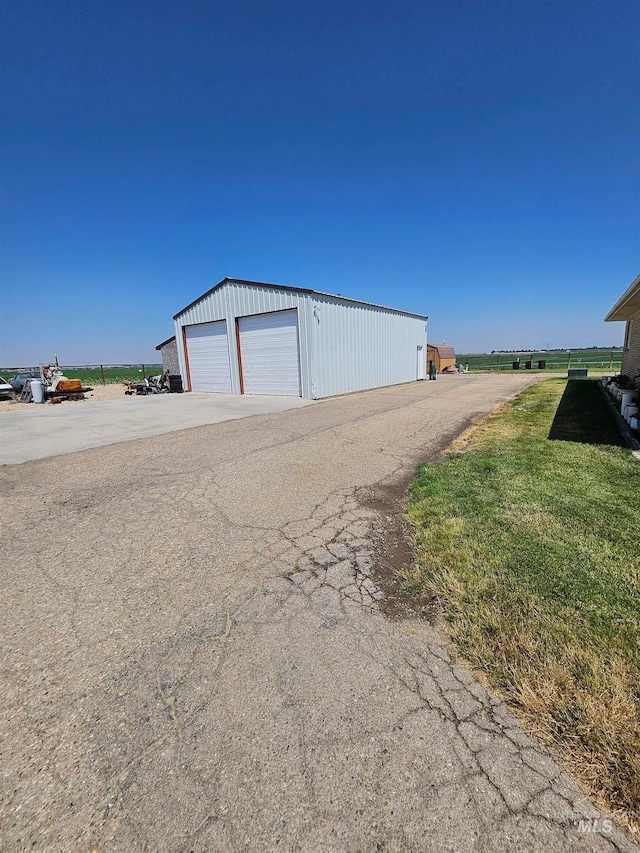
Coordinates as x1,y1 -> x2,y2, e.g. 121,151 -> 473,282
19,361 -> 92,403
123,370 -> 171,396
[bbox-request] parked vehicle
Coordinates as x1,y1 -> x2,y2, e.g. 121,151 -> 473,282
0,376 -> 14,396
9,370 -> 41,392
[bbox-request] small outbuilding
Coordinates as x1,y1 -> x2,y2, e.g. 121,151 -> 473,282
155,336 -> 179,375
427,344 -> 456,374
172,277 -> 428,399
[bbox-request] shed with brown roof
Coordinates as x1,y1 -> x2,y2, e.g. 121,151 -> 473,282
427,344 -> 456,373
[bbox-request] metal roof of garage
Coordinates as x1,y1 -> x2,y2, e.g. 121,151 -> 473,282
173,277 -> 428,321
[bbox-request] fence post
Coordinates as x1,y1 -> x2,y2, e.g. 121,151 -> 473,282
142,364 -> 146,378
609,351 -> 613,369
567,352 -> 571,370
466,358 -> 469,372
100,365 -> 106,385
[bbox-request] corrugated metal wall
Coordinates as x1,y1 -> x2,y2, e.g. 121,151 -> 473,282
310,296 -> 426,398
174,280 -> 426,399
174,281 -> 314,396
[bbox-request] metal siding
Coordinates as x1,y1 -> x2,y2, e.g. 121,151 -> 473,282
310,296 -> 427,398
173,280 -> 425,399
175,281 -> 314,397
238,310 -> 301,395
185,322 -> 232,392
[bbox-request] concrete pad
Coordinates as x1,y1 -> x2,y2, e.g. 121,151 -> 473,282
0,392 -> 312,464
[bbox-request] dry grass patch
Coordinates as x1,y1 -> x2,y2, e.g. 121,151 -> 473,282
404,379 -> 639,832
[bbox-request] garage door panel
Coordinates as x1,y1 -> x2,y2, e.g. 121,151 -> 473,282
185,322 -> 232,393
239,310 -> 301,396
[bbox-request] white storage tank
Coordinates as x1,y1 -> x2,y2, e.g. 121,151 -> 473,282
31,380 -> 44,404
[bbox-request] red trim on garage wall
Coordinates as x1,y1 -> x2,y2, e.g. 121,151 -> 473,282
182,326 -> 193,392
235,318 -> 245,394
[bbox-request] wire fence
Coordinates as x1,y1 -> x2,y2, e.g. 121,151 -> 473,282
2,353 -> 624,382
459,351 -> 623,373
0,364 -> 163,385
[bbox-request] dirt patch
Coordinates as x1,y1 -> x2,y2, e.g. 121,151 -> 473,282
363,483 -> 440,624
353,421 -> 475,625
0,383 -> 133,413
354,408 -> 500,624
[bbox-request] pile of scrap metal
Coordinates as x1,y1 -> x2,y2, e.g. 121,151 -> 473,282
20,363 -> 93,403
123,370 -> 171,396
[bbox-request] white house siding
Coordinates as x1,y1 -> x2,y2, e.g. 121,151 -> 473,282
309,295 -> 427,398
622,319 -> 640,380
174,281 -> 314,396
605,275 -> 640,382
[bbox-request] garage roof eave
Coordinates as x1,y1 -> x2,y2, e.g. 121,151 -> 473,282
311,289 -> 427,319
155,335 -> 176,350
173,277 -> 428,321
604,274 -> 640,322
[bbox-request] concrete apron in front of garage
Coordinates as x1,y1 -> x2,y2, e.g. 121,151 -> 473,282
2,375 -> 636,852
0,392 -> 313,464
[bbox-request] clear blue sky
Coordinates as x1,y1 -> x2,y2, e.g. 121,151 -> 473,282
1,0 -> 638,365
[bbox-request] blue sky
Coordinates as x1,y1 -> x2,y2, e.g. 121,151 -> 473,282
1,0 -> 638,365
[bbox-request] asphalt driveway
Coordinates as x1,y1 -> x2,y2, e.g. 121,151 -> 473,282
1,376 -> 635,852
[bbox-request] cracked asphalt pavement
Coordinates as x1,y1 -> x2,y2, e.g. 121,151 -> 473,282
2,375 -> 637,852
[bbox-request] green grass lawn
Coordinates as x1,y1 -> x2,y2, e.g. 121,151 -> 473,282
404,379 -> 639,828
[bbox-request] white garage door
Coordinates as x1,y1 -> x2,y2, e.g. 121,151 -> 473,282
185,321 -> 232,392
238,310 -> 301,396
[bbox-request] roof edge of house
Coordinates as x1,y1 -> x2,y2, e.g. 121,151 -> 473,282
604,273 -> 640,322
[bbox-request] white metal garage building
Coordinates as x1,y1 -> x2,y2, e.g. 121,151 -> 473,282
173,278 -> 427,399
